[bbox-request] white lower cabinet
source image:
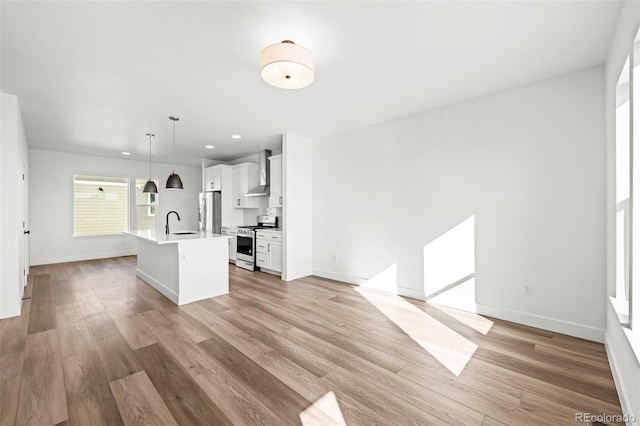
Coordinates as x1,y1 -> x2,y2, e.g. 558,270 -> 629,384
255,231 -> 282,273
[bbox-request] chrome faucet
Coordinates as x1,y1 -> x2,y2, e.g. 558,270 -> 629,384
165,211 -> 181,234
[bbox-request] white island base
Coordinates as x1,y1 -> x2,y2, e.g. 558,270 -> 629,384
124,231 -> 230,305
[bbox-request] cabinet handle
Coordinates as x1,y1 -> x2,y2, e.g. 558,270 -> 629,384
279,196 -> 282,205
268,243 -> 271,252
271,236 -> 278,239
237,199 -> 241,206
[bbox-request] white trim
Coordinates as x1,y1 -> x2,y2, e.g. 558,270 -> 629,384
475,303 -> 604,343
135,269 -> 178,304
312,268 -> 426,300
610,297 -> 640,364
1,284 -> 23,319
398,286 -> 426,301
0,302 -> 22,319
605,333 -> 637,426
30,249 -> 136,266
312,268 -> 366,285
283,268 -> 313,282
313,268 -> 603,341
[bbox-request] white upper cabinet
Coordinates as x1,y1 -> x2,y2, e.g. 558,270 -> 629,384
269,154 -> 283,208
232,163 -> 259,209
204,165 -> 223,191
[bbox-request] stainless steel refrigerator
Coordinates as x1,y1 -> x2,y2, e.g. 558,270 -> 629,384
199,191 -> 222,234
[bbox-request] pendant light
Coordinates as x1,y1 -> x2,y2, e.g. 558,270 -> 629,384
166,116 -> 183,190
143,133 -> 158,193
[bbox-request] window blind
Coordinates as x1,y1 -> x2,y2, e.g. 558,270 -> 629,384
73,175 -> 129,236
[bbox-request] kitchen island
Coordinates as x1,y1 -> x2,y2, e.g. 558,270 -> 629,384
123,230 -> 230,305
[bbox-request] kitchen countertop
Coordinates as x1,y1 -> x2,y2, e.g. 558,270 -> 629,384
256,228 -> 282,233
123,230 -> 230,245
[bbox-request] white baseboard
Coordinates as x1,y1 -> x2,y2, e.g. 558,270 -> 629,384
475,303 -> 604,343
283,268 -> 313,282
0,303 -> 22,319
313,269 -> 366,286
312,268 -> 426,301
604,333 -> 636,426
136,269 -> 178,304
312,268 -> 603,342
398,286 -> 426,300
0,286 -> 25,319
31,250 -> 136,266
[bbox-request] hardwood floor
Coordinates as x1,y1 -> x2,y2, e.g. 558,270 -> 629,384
0,256 -> 623,425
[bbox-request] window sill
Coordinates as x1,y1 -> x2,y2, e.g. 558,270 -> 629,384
609,296 -> 629,325
72,233 -> 128,239
609,297 -> 640,366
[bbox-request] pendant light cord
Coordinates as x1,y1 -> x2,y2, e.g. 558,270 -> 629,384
169,116 -> 179,173
146,133 -> 155,179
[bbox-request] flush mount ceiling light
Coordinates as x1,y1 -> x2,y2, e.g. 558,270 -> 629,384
143,133 -> 158,194
165,116 -> 184,190
121,151 -> 130,156
231,134 -> 242,139
260,40 -> 314,89
205,145 -> 214,149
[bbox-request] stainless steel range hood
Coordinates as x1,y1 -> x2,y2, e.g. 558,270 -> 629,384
245,149 -> 272,197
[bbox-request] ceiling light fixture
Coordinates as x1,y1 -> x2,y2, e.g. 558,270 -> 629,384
121,151 -> 130,156
143,133 -> 158,194
260,40 -> 314,89
205,145 -> 214,149
231,134 -> 242,139
165,116 -> 183,190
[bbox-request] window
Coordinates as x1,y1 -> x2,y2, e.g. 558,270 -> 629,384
615,55 -> 630,319
633,28 -> 640,330
135,179 -> 158,231
73,175 -> 129,236
615,26 -> 640,331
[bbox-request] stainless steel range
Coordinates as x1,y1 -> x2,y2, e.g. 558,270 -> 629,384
236,216 -> 278,271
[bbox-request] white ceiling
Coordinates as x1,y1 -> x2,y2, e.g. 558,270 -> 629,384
1,1 -> 620,167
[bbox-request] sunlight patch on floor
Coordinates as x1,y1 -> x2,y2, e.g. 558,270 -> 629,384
299,391 -> 347,426
358,264 -> 477,376
431,299 -> 494,335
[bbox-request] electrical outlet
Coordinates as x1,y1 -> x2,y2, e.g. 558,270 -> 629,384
332,255 -> 338,263
524,284 -> 532,296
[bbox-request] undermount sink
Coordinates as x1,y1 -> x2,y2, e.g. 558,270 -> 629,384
171,231 -> 199,235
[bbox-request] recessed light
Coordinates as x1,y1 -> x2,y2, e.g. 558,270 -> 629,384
205,145 -> 214,149
231,134 -> 242,139
121,151 -> 131,155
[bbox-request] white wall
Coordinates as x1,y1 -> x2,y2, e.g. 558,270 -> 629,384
1,93 -> 29,318
313,66 -> 605,342
605,1 -> 640,423
29,149 -> 201,265
283,133 -> 313,281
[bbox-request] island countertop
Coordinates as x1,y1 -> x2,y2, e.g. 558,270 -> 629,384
123,230 -> 230,245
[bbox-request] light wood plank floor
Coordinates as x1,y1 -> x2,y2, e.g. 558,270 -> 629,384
0,256 -> 623,425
